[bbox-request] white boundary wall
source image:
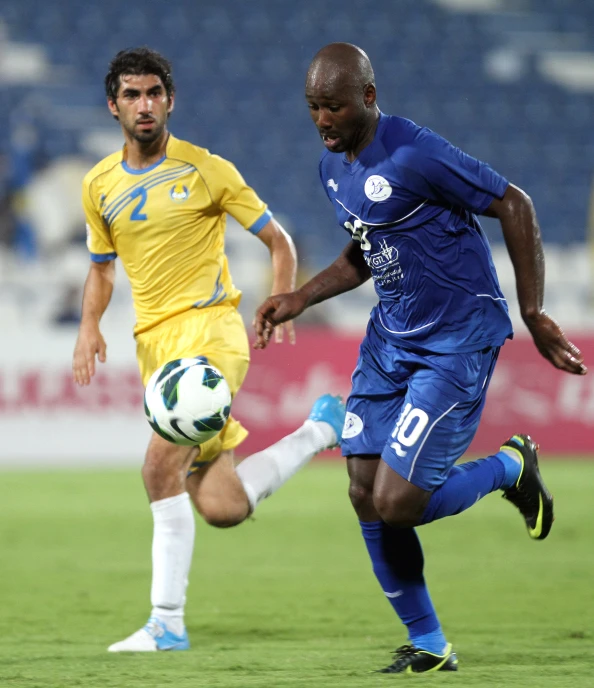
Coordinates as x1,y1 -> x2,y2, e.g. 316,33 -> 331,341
0,326 -> 150,467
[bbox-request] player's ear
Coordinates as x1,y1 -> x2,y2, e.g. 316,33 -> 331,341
167,92 -> 175,117
107,98 -> 120,121
363,84 -> 376,109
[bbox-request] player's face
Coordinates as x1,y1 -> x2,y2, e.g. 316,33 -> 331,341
108,74 -> 174,144
305,80 -> 375,155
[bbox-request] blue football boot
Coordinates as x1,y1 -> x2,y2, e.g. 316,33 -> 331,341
308,394 -> 346,448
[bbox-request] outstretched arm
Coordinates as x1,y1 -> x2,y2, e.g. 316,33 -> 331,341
485,183 -> 586,375
72,260 -> 115,386
254,240 -> 370,349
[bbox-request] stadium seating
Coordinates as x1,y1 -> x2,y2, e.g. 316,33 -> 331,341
0,0 -> 592,328
1,0 -> 594,254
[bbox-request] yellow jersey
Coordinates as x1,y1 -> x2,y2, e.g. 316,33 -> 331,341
83,134 -> 270,335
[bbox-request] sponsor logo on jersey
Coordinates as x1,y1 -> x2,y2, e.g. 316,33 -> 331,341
363,239 -> 404,286
170,184 -> 189,202
342,411 -> 364,438
364,175 -> 392,201
327,178 -> 339,192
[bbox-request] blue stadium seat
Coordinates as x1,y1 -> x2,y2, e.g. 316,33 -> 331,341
1,0 -> 593,255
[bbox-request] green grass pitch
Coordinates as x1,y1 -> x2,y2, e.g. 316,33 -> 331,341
0,460 -> 592,687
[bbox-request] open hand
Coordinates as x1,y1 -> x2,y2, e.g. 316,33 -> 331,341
73,322 -> 107,385
524,311 -> 587,375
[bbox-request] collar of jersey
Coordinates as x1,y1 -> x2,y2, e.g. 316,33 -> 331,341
121,154 -> 167,175
341,111 -> 388,172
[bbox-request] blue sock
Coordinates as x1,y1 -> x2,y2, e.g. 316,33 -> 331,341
421,453 -> 521,525
360,521 -> 447,654
497,449 -> 523,488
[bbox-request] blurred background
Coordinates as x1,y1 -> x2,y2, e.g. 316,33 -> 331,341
0,0 -> 592,464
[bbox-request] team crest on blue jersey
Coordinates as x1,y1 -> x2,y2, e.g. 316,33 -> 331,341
364,175 -> 392,201
170,184 -> 189,202
342,412 -> 363,438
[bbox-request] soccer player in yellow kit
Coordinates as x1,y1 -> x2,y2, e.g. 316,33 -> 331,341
72,48 -> 345,652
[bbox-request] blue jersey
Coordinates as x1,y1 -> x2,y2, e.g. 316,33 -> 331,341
319,113 -> 513,354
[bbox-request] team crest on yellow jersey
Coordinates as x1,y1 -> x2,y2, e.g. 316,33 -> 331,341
170,183 -> 189,202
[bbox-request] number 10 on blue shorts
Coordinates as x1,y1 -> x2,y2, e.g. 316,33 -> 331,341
341,327 -> 499,492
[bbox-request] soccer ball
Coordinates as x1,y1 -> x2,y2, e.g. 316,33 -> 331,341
144,357 -> 232,446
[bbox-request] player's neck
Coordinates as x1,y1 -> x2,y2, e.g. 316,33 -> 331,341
124,130 -> 170,170
345,110 -> 380,163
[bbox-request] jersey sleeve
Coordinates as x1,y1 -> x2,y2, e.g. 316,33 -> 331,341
82,176 -> 117,262
206,155 -> 271,234
394,128 -> 509,214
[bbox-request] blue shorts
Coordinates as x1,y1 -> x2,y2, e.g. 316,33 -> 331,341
342,325 -> 499,492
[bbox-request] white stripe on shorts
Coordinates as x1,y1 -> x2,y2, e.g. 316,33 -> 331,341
407,402 -> 460,482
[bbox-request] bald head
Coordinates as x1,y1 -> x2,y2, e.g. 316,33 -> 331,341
306,43 -> 375,93
305,43 -> 379,159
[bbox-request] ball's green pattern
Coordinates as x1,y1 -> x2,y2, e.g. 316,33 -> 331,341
161,370 -> 185,411
147,417 -> 175,442
193,410 -> 227,434
201,366 -> 224,390
155,359 -> 183,383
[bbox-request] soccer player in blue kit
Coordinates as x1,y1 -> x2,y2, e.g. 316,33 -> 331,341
255,43 -> 588,674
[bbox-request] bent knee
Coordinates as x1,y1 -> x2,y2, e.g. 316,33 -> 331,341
196,496 -> 249,529
373,489 -> 424,528
348,481 -> 374,510
348,481 -> 376,520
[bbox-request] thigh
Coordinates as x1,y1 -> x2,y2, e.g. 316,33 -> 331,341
381,347 -> 499,492
342,332 -> 413,458
189,307 -> 251,465
194,305 -> 250,395
136,306 -> 250,391
196,306 -> 250,458
137,306 -> 251,467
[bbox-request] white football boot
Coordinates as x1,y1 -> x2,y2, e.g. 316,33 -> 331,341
107,617 -> 189,652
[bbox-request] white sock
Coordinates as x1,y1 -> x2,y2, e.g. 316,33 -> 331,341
235,419 -> 336,512
149,492 -> 195,636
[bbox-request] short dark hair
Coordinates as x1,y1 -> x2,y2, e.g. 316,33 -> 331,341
105,47 -> 175,102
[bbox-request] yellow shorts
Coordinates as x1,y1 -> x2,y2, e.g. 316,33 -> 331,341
136,305 -> 250,465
